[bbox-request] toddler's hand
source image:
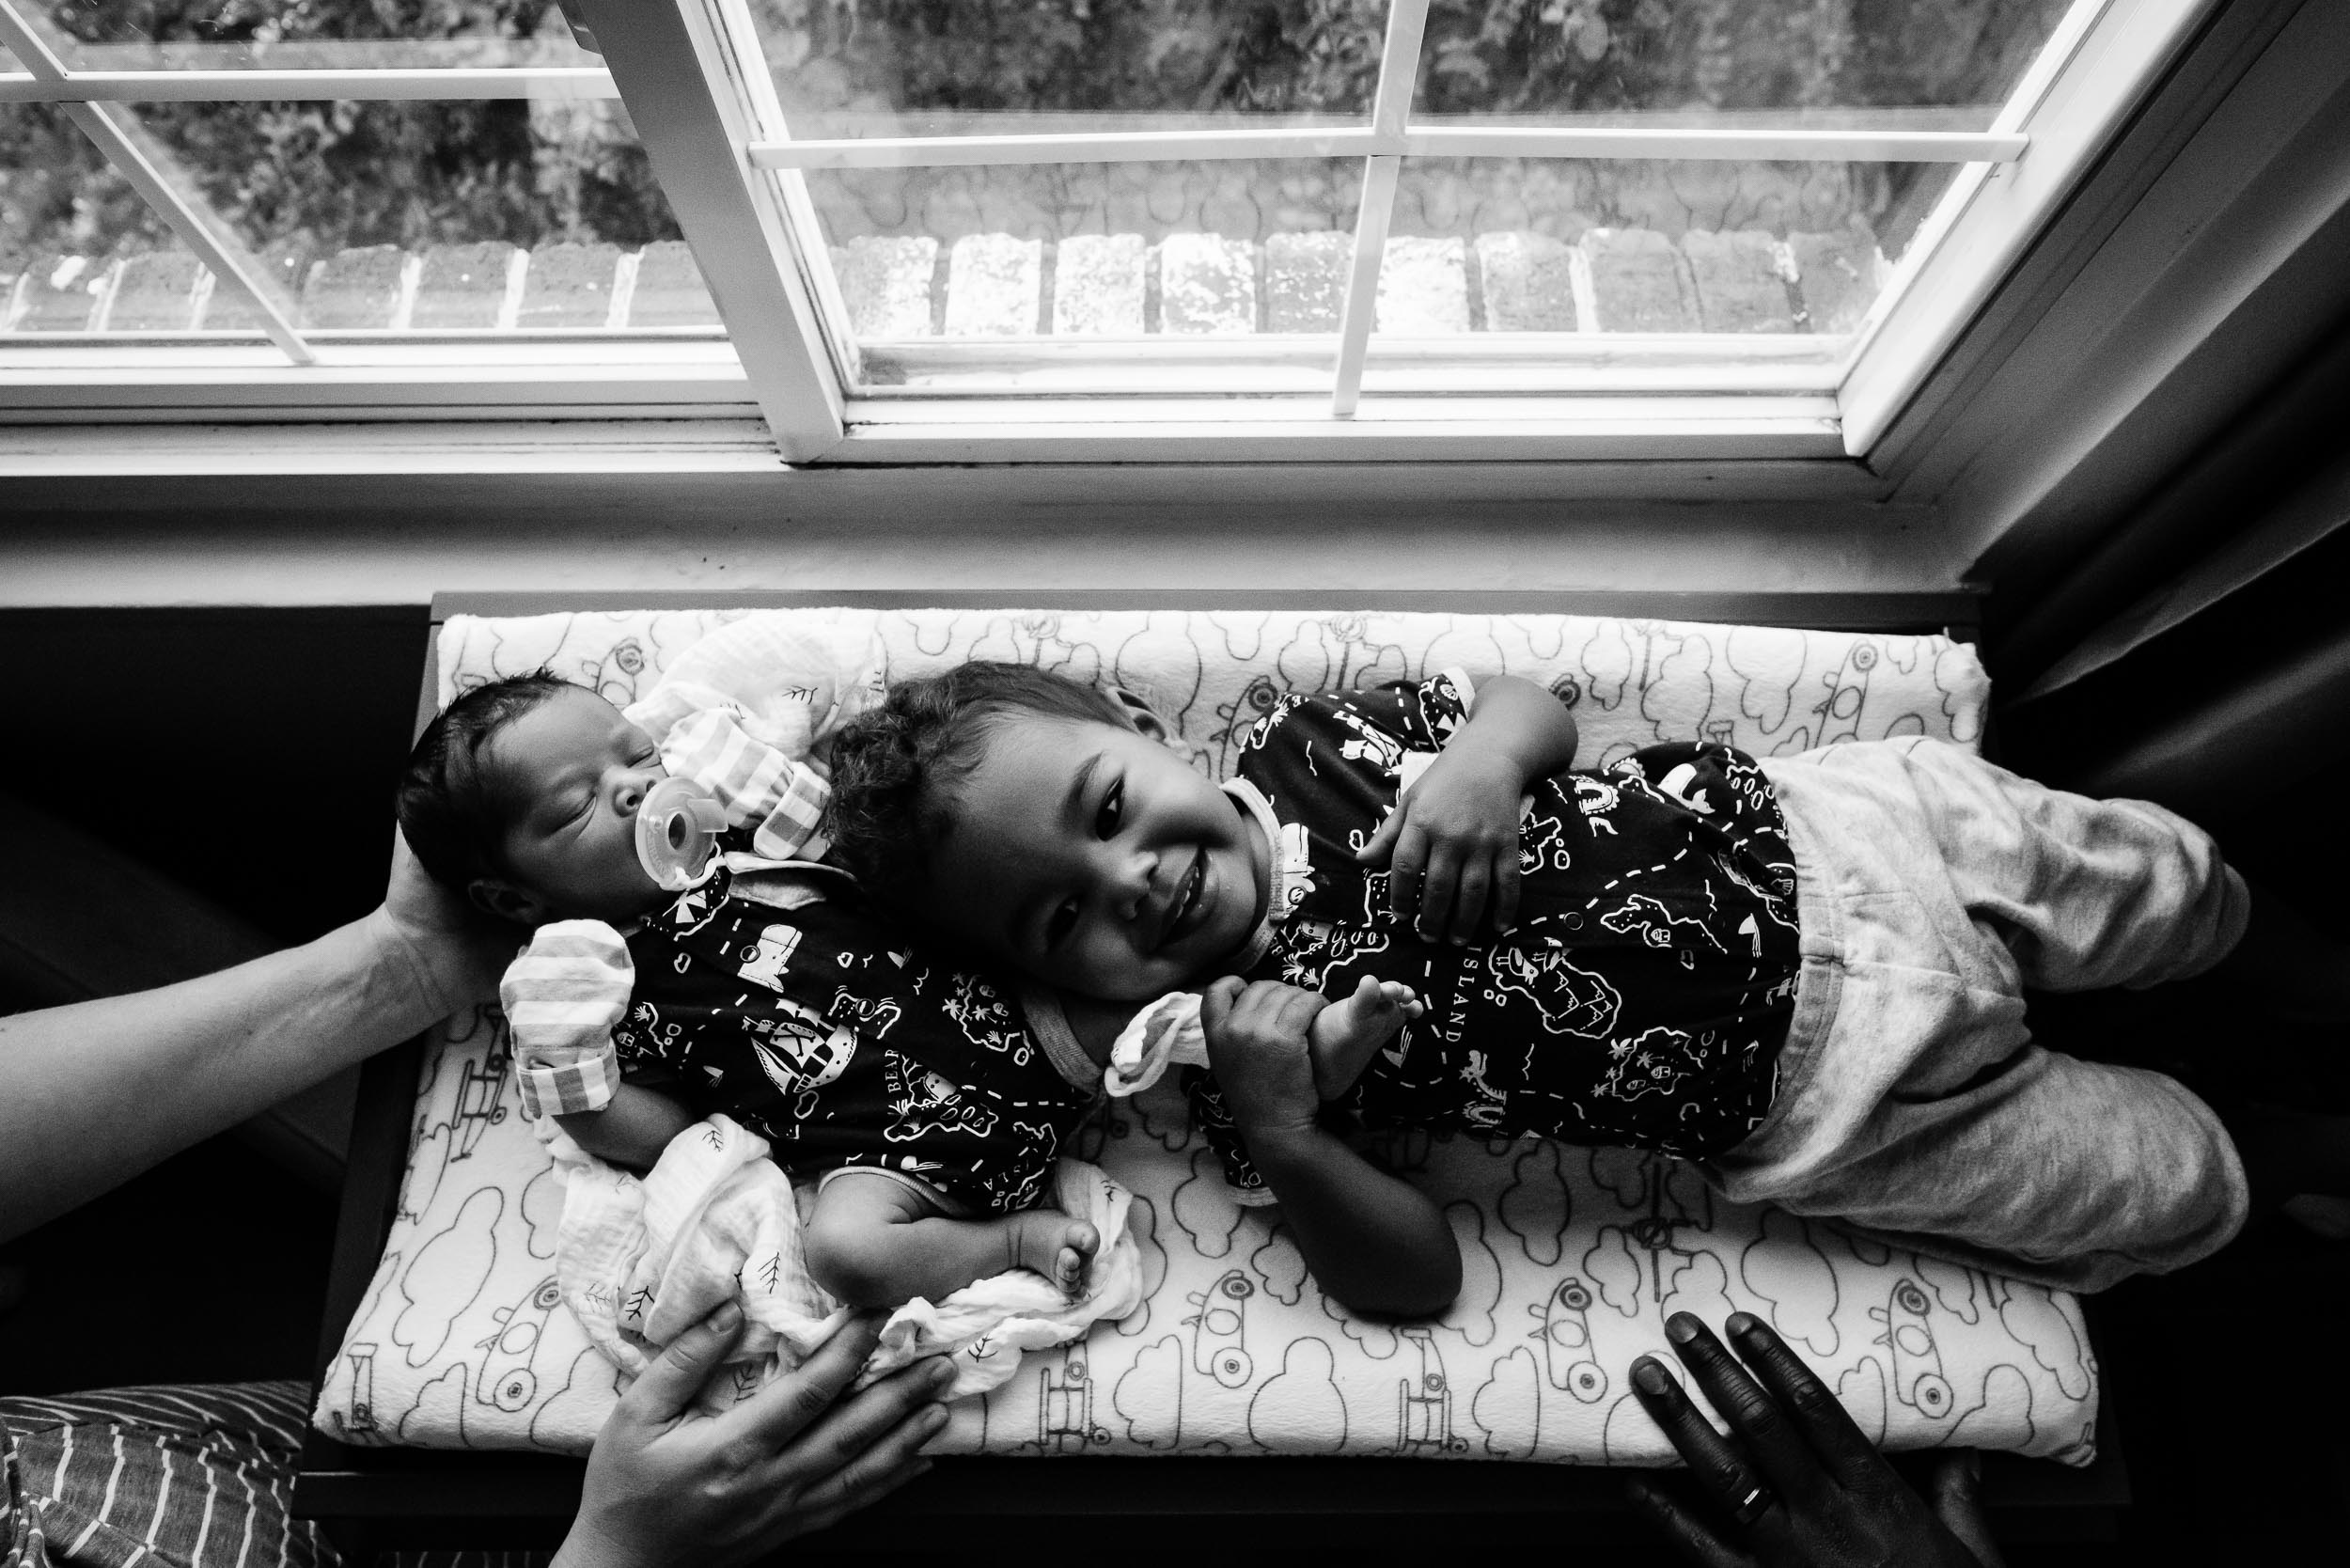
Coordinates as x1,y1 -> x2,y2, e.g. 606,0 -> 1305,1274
1308,977 -> 1425,1101
1356,746 -> 1523,945
1199,977 -> 1324,1141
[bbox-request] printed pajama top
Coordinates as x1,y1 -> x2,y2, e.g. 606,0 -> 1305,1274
615,865 -> 1099,1216
1192,672 -> 1803,1196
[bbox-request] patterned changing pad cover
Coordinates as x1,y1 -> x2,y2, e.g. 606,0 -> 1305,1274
315,606 -> 2098,1467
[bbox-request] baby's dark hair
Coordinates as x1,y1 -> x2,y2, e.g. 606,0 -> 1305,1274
828,660 -> 1130,907
396,670 -> 577,892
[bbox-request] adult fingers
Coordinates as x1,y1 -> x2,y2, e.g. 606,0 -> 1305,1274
1723,1312 -> 1885,1483
1417,840 -> 1461,942
1357,808 -> 1403,866
1928,1451 -> 2006,1568
765,1356 -> 954,1491
619,1299 -> 748,1426
731,1313 -> 886,1448
1663,1313 -> 1822,1502
767,1364 -> 953,1520
1630,1356 -> 1778,1539
1387,823 -> 1429,922
1622,1475 -> 1758,1568
769,1456 -> 934,1550
1449,854 -> 1491,945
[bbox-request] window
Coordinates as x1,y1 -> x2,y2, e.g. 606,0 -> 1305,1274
2,1 -> 2218,459
0,0 -> 744,416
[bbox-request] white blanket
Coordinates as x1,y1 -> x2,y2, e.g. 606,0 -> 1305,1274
543,1115 -> 1144,1409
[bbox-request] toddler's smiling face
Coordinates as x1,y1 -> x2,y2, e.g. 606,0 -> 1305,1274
923,712 -> 1270,1001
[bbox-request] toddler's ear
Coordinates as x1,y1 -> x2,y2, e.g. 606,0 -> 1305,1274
469,878 -> 548,929
1105,683 -> 1175,744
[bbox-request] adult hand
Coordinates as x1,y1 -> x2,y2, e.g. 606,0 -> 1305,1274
1356,745 -> 1523,945
371,825 -> 514,1014
555,1302 -> 954,1568
1623,1311 -> 2003,1568
1200,976 -> 1324,1140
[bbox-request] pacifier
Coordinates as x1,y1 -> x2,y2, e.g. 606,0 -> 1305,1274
634,776 -> 728,891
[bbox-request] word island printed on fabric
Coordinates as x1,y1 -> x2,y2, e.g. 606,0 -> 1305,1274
613,861 -> 1098,1216
1191,671 -> 1804,1199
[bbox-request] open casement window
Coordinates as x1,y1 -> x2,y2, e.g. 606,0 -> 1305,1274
0,0 -> 744,416
1,1 -> 2217,461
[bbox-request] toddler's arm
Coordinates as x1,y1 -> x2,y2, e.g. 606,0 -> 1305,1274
1448,671 -> 1580,779
1203,979 -> 1459,1317
1305,976 -> 1425,1100
1358,672 -> 1579,944
803,1170 -> 1099,1309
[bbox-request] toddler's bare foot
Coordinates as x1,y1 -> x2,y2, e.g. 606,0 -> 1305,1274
1309,976 -> 1427,1100
1010,1214 -> 1099,1295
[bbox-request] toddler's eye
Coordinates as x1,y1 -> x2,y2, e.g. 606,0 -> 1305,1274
1094,779 -> 1124,839
1044,901 -> 1079,951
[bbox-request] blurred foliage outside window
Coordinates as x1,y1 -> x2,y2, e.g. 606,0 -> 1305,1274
3,1 -> 2069,283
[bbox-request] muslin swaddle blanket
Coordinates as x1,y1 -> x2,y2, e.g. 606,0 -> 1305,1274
544,1114 -> 1146,1405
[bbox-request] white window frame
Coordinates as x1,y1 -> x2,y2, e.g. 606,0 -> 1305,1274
0,0 -> 2218,466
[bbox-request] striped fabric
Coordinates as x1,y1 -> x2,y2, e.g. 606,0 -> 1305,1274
499,921 -> 634,1121
653,706 -> 832,864
0,1381 -> 331,1568
0,1382 -> 550,1568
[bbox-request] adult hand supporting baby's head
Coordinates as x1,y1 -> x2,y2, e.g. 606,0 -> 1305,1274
371,824 -> 516,1013
556,1303 -> 956,1568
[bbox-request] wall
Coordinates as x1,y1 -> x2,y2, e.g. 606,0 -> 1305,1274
3,607 -> 429,947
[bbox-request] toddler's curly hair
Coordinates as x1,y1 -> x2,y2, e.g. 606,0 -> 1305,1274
826,660 -> 1130,907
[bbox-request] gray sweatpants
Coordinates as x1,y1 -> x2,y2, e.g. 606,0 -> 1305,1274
1711,738 -> 2251,1293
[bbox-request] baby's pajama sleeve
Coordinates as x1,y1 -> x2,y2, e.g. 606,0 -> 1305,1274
501,919 -> 634,1120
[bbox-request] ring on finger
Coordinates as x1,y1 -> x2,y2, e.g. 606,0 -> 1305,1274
1726,1479 -> 1776,1529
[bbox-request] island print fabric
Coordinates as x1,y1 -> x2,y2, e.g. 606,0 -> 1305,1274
319,606 -> 2095,1467
613,862 -> 1094,1215
1190,673 -> 1801,1206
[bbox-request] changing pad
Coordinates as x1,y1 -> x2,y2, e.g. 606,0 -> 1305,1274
316,605 -> 2098,1466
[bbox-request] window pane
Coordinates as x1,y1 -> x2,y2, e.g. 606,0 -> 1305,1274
1360,156 -> 1956,390
117,96 -> 721,332
2,102 -> 213,333
28,1 -> 600,71
755,0 -> 1383,137
799,157 -> 1358,393
1412,0 -> 2081,118
2,96 -> 725,337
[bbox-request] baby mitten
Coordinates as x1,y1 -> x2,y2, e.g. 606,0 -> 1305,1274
502,919 -> 635,1119
1102,992 -> 1211,1097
